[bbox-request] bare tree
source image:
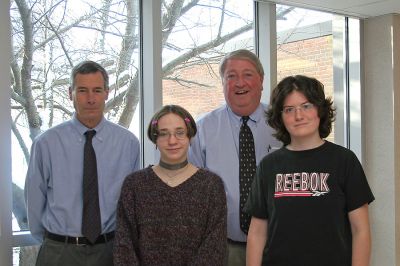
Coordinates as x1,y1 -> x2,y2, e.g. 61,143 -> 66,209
10,0 -> 292,264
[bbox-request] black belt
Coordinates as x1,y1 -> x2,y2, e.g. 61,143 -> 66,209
227,238 -> 247,246
45,231 -> 115,245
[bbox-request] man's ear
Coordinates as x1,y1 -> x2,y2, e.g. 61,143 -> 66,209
260,76 -> 264,90
104,89 -> 109,100
68,87 -> 73,100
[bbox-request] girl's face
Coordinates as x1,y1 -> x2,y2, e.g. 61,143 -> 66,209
156,113 -> 190,164
281,90 -> 321,145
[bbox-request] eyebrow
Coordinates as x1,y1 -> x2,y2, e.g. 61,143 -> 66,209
225,68 -> 256,73
283,101 -> 309,107
76,86 -> 105,90
158,126 -> 185,131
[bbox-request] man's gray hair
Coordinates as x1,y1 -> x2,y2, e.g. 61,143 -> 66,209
70,60 -> 109,90
219,49 -> 264,78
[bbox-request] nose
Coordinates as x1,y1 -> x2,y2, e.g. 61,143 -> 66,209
294,108 -> 303,120
235,76 -> 245,87
167,133 -> 178,144
87,91 -> 96,104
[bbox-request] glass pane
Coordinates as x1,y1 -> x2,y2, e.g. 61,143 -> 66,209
10,0 -> 140,233
161,0 -> 255,119
276,5 -> 335,142
13,246 -> 40,266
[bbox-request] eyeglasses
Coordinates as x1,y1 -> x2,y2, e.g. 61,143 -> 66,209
282,102 -> 315,115
156,130 -> 187,141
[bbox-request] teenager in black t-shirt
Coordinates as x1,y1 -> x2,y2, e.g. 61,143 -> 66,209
244,75 -> 374,266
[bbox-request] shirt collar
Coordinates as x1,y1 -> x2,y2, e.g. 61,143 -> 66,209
226,103 -> 265,124
71,114 -> 106,141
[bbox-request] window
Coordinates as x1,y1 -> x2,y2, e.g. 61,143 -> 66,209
277,6 -> 335,141
161,0 -> 255,119
276,5 -> 362,150
10,0 -> 140,264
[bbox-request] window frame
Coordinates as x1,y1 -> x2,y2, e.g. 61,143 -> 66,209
0,0 -> 12,264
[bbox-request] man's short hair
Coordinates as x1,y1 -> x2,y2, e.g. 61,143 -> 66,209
70,60 -> 109,90
219,49 -> 264,78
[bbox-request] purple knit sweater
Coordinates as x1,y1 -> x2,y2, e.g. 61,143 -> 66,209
113,166 -> 227,266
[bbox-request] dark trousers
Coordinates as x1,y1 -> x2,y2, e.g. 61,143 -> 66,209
36,237 -> 113,266
227,241 -> 246,266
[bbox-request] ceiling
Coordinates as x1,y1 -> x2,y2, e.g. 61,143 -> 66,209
263,0 -> 400,18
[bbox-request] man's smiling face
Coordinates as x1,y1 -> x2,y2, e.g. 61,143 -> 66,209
222,58 -> 263,116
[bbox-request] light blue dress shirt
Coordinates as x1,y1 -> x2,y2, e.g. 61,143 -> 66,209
188,104 -> 281,242
25,115 -> 140,242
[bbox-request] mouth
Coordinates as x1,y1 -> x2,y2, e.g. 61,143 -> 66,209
167,148 -> 181,152
235,89 -> 249,95
294,123 -> 308,127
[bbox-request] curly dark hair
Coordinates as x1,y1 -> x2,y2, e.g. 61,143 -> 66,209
266,75 -> 336,145
147,104 -> 197,144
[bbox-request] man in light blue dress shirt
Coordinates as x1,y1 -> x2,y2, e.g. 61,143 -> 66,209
25,61 -> 140,266
188,49 -> 281,266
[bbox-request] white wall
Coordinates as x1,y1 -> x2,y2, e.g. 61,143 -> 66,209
364,13 -> 400,266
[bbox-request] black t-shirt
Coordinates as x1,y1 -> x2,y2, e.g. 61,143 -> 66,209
244,141 -> 375,266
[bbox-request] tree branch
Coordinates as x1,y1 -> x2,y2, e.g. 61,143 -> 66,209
164,76 -> 213,88
163,23 -> 252,74
11,120 -> 30,163
45,15 -> 73,67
